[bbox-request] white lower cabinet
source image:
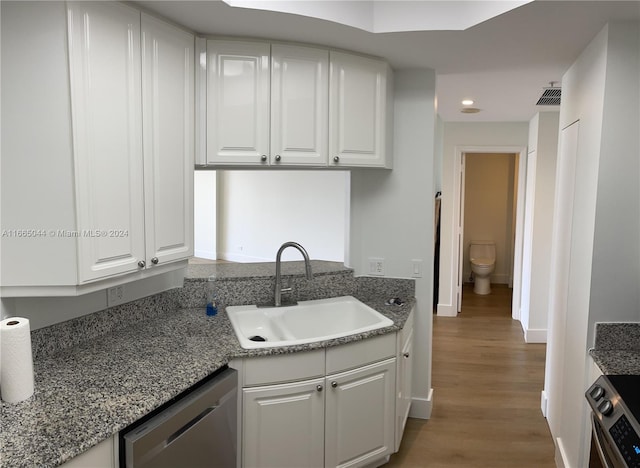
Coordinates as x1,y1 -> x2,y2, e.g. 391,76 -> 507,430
395,309 -> 414,451
325,359 -> 396,468
59,436 -> 117,468
243,378 -> 325,468
235,333 -> 401,468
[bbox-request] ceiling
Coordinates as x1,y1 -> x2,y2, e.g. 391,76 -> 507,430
136,0 -> 640,122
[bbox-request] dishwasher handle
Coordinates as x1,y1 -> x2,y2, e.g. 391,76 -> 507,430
166,405 -> 217,445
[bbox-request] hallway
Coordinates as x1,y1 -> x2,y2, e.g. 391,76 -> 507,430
387,284 -> 555,467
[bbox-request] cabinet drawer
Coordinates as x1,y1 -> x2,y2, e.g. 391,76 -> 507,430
242,349 -> 325,386
326,332 -> 395,374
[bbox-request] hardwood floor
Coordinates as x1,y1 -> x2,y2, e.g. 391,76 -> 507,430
386,284 -> 555,467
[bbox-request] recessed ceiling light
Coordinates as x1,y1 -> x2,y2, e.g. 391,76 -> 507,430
460,107 -> 481,114
461,99 -> 474,106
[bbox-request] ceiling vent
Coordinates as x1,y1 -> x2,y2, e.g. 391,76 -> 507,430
536,84 -> 561,106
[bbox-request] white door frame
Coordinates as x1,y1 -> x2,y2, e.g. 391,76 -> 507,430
451,145 -> 528,318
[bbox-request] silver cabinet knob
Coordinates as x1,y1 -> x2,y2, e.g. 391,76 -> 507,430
331,381 -> 338,388
403,352 -> 410,358
275,155 -> 281,162
151,257 -> 159,265
260,155 -> 267,162
316,385 -> 323,392
333,156 -> 340,163
138,260 -> 146,268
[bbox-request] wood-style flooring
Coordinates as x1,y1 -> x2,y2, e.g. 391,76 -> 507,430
386,284 -> 555,467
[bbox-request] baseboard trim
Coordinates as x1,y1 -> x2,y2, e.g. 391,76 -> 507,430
541,390 -> 548,417
437,303 -> 457,317
525,328 -> 548,343
408,389 -> 433,419
194,249 -> 216,260
555,437 -> 569,468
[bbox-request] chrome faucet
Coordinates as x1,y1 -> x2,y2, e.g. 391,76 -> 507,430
274,241 -> 313,307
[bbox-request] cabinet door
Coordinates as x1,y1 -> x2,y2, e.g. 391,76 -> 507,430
243,379 -> 325,468
67,2 -> 146,282
325,358 -> 396,468
207,40 -> 270,165
329,52 -> 390,168
271,45 -> 328,166
141,14 -> 194,267
396,327 -> 413,451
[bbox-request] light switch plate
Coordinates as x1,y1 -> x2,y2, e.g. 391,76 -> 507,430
411,259 -> 423,278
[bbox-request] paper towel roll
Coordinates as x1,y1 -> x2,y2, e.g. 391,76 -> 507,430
1,317 -> 34,403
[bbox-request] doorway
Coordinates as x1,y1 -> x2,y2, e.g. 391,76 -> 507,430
460,152 -> 517,306
451,146 -> 528,317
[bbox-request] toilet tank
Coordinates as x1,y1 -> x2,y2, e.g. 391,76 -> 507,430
469,241 -> 496,262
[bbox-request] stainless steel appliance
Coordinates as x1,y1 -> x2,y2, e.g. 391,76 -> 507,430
121,367 -> 237,468
586,375 -> 640,468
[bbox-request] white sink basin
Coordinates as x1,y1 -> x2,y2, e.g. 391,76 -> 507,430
226,296 -> 394,349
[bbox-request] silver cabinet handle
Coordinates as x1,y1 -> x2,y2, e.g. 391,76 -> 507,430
331,381 -> 338,388
316,385 -> 323,392
275,155 -> 281,162
138,260 -> 146,268
403,352 -> 410,358
333,156 -> 340,163
151,257 -> 159,265
260,155 -> 267,162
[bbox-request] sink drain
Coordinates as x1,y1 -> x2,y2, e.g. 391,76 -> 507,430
249,335 -> 267,342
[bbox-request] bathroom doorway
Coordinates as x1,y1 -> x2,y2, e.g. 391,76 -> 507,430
454,146 -> 528,316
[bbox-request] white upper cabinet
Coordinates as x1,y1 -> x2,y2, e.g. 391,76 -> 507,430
0,2 -> 194,296
271,44 -> 329,166
67,2 -> 146,281
206,40 -> 270,165
141,13 -> 194,267
329,51 -> 393,168
201,40 -> 392,168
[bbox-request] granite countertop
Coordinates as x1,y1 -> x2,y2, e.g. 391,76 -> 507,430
589,322 -> 640,374
1,296 -> 414,468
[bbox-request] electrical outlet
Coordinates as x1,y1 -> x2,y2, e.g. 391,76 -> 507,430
411,259 -> 423,278
369,258 -> 385,276
107,285 -> 126,307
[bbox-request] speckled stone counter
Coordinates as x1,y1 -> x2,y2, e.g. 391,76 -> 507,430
185,260 -> 350,280
589,322 -> 640,374
1,263 -> 415,468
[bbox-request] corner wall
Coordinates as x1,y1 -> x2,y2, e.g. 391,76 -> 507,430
350,68 -> 436,417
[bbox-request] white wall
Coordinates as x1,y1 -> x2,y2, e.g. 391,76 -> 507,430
462,153 -> 516,284
217,170 -> 349,262
350,69 -> 436,418
194,171 -> 217,259
521,112 -> 559,344
438,122 -> 529,316
544,21 -> 640,468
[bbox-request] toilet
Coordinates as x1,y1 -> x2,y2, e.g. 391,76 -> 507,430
469,241 -> 496,295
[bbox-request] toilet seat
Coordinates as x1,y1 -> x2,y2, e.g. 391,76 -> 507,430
471,257 -> 494,267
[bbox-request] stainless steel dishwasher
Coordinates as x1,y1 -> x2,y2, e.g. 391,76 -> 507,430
121,367 -> 237,468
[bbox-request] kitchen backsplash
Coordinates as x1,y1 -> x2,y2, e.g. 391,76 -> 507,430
31,262 -> 416,361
